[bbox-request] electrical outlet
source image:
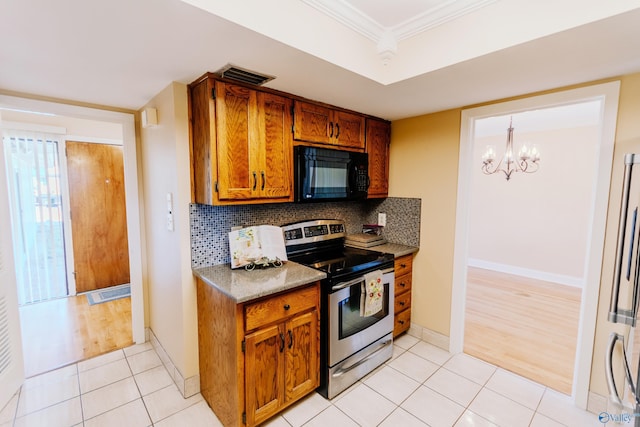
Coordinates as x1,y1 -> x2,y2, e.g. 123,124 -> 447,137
378,212 -> 387,227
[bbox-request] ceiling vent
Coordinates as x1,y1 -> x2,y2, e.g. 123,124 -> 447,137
215,64 -> 275,86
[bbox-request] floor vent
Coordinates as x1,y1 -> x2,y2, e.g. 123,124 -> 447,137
215,64 -> 275,86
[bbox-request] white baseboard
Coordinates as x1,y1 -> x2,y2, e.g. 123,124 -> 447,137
147,327 -> 200,398
407,322 -> 451,352
587,391 -> 607,415
468,258 -> 584,288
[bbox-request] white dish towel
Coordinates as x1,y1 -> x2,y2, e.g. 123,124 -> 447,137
360,270 -> 384,317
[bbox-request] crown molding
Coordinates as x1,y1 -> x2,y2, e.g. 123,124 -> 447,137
392,0 -> 498,40
302,0 -> 498,43
301,0 -> 384,41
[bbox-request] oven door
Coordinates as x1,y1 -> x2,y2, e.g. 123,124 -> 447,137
328,268 -> 395,366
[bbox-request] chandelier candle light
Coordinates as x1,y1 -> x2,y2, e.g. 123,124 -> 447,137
481,117 -> 540,181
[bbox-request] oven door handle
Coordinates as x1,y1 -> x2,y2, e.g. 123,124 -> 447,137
332,339 -> 392,377
332,276 -> 364,292
331,268 -> 394,292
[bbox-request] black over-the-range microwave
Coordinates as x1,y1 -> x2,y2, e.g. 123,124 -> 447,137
294,146 -> 369,202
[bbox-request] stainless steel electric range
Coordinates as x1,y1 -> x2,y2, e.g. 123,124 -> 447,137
282,219 -> 395,399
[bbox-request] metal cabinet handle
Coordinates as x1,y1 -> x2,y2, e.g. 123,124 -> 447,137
399,282 -> 406,287
288,330 -> 293,349
400,263 -> 407,268
284,304 -> 290,310
261,171 -> 265,190
252,172 -> 257,191
335,123 -> 340,138
398,320 -> 405,325
279,333 -> 285,352
329,122 -> 334,138
332,339 -> 392,378
399,301 -> 405,306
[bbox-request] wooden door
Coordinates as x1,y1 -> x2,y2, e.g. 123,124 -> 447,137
0,142 -> 25,410
244,323 -> 285,426
66,141 -> 130,293
293,101 -> 331,144
285,310 -> 318,403
334,110 -> 365,149
366,119 -> 390,198
258,92 -> 293,200
215,81 -> 255,200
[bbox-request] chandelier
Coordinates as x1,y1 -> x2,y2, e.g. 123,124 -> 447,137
481,117 -> 540,181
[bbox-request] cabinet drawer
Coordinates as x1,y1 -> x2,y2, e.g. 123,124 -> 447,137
393,309 -> 411,337
394,273 -> 412,295
394,255 -> 413,277
245,284 -> 318,331
394,291 -> 411,314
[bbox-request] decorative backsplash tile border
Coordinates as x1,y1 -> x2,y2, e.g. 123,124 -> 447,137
190,197 -> 421,267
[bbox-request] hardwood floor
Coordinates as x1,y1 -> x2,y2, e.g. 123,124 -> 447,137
19,294 -> 132,378
464,267 -> 581,395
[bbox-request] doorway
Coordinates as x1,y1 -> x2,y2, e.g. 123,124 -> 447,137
0,95 -> 144,384
463,105 -> 601,394
449,82 -> 621,408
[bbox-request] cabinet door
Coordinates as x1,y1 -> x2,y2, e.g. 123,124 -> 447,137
334,110 -> 365,149
190,78 -> 217,205
215,81 -> 256,200
293,101 -> 332,144
366,119 -> 390,198
257,93 -> 293,200
245,323 -> 285,426
285,310 -> 319,403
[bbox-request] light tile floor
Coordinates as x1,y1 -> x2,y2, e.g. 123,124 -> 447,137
0,335 -> 604,427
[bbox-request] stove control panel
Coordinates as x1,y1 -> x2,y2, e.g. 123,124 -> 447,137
281,219 -> 346,245
305,225 -> 328,238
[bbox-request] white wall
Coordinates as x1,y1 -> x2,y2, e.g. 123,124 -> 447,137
468,120 -> 599,286
0,109 -> 123,142
139,82 -> 198,380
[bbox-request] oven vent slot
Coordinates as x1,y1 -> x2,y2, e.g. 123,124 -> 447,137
214,64 -> 275,86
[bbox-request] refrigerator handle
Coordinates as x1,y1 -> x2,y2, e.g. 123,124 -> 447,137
610,160 -> 635,324
606,332 -> 638,406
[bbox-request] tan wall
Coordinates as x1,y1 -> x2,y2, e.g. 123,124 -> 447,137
139,82 -> 198,379
389,110 -> 460,335
389,72 -> 640,397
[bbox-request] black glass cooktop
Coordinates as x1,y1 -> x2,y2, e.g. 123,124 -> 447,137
288,245 -> 394,279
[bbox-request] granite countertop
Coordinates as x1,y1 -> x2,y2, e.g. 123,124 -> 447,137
193,261 -> 326,303
346,242 -> 419,258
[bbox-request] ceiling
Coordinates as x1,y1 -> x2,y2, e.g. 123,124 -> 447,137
1,0 -> 640,121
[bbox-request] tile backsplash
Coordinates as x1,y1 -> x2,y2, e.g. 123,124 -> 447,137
190,197 -> 421,267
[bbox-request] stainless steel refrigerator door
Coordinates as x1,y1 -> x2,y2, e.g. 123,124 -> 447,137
609,154 -> 640,326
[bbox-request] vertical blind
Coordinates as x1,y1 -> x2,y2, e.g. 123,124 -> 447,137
2,132 -> 68,305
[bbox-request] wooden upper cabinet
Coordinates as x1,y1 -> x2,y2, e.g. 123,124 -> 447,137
366,118 -> 390,199
260,93 -> 293,199
215,81 -> 254,200
189,77 -> 293,205
293,100 -> 365,150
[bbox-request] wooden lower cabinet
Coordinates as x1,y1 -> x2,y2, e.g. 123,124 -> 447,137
393,254 -> 413,337
196,279 -> 320,427
245,310 -> 318,425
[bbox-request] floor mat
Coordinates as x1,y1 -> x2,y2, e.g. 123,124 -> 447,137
85,284 -> 131,305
